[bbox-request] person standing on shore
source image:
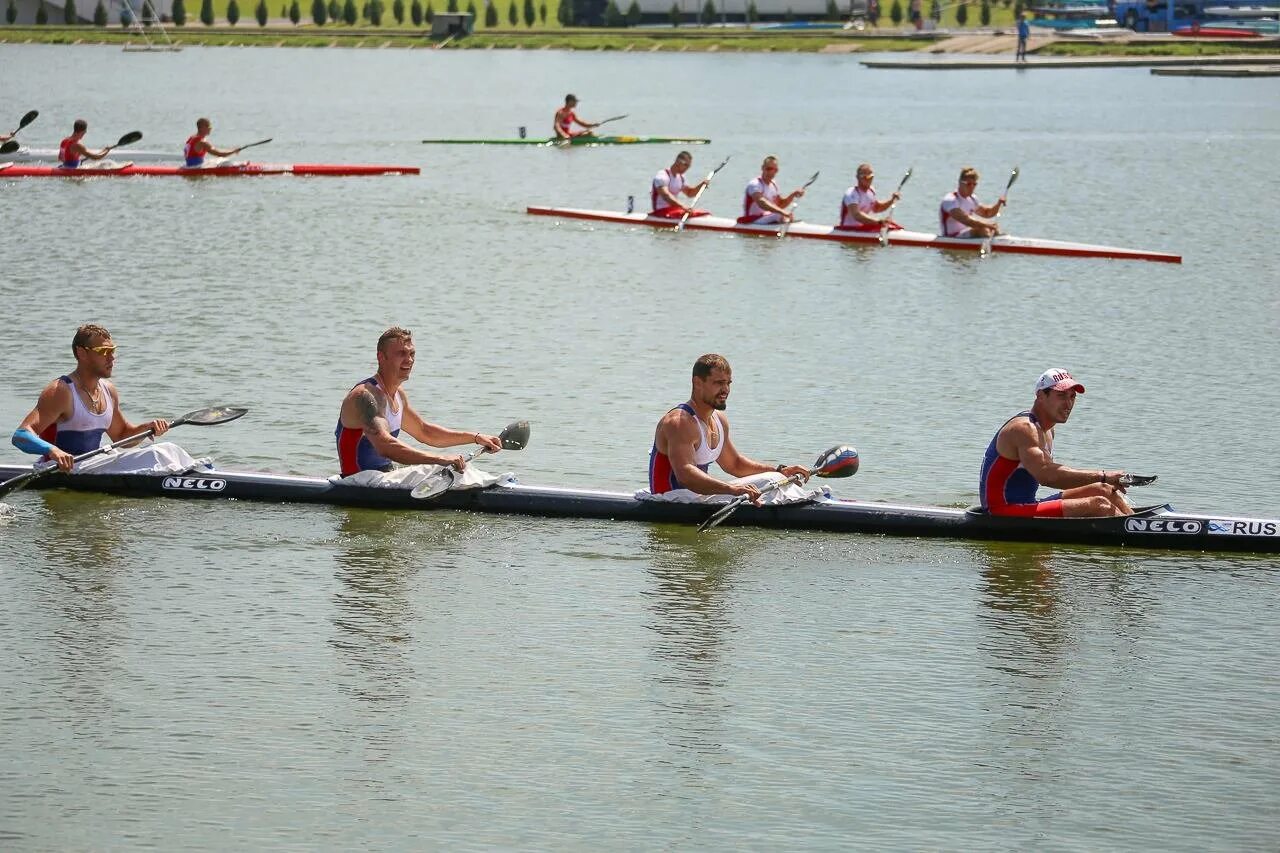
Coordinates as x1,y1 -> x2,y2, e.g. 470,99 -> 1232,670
1016,13 -> 1030,62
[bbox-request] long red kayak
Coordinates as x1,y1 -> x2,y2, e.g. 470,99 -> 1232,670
526,206 -> 1183,264
0,162 -> 419,177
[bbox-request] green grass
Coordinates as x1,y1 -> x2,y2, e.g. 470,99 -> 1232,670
1038,40 -> 1280,56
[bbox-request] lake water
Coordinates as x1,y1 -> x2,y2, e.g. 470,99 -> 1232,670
1,43 -> 1278,850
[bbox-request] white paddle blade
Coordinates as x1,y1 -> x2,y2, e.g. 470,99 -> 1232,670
410,469 -> 456,500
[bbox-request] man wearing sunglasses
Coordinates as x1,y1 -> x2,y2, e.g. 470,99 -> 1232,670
940,167 -> 1006,238
11,324 -> 170,472
738,156 -> 807,225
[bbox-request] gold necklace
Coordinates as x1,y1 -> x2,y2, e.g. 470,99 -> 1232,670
76,378 -> 105,415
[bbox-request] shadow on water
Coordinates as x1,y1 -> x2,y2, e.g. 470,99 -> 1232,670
637,522 -> 756,763
328,507 -> 476,706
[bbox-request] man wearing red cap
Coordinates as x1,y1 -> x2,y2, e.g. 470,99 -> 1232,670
979,368 -> 1133,517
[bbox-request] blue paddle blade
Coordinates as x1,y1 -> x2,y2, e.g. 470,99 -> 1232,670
814,446 -> 859,478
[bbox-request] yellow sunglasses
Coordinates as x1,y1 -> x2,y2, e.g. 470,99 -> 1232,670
81,344 -> 117,356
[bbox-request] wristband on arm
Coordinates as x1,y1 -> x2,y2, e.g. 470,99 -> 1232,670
13,428 -> 55,456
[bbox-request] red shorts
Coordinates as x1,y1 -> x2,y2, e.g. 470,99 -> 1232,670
834,220 -> 902,232
988,497 -> 1065,518
651,206 -> 708,220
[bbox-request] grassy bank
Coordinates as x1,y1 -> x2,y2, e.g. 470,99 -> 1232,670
1037,40 -> 1280,57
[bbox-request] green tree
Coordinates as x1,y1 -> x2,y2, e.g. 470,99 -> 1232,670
700,0 -> 713,23
328,0 -> 339,18
889,0 -> 901,22
825,0 -> 837,18
227,0 -> 239,22
64,0 -> 77,24
624,0 -> 637,23
979,0 -> 989,24
255,0 -> 267,23
484,0 -> 496,23
523,0 -> 534,23
343,0 -> 355,22
200,0 -> 214,23
667,0 -> 677,25
746,0 -> 757,21
93,0 -> 107,23
954,0 -> 966,23
393,0 -> 403,21
425,0 -> 434,20
411,0 -> 422,22
35,0 -> 48,23
370,0 -> 383,22
172,0 -> 187,21
929,0 -> 940,20
464,0 -> 475,20
289,0 -> 299,19
604,0 -> 620,23
361,0 -> 369,19
446,0 -> 456,10
311,0 -> 325,20
538,0 -> 545,22
556,0 -> 569,21
5,0 -> 16,23
507,0 -> 515,22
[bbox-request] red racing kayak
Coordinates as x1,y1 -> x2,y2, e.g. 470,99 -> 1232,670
0,162 -> 419,177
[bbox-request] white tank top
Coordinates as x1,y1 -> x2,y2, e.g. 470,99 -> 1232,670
61,376 -> 115,435
691,410 -> 724,467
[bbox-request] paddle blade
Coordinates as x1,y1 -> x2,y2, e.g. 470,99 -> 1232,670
409,469 -> 455,500
498,420 -> 530,451
173,406 -> 249,427
1005,167 -> 1020,192
116,130 -> 144,148
1120,473 -> 1157,488
18,110 -> 39,130
0,141 -> 18,155
813,445 -> 859,478
804,171 -> 820,188
697,495 -> 747,532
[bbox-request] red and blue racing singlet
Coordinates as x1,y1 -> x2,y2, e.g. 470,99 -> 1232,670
39,375 -> 114,454
979,410 -> 1063,517
184,134 -> 206,167
58,136 -> 81,169
335,377 -> 403,476
648,403 -> 724,493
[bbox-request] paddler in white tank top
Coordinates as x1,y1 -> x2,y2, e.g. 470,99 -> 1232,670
939,166 -> 1006,238
650,150 -> 709,220
649,353 -> 811,498
335,326 -> 503,477
838,162 -> 902,231
10,323 -> 170,471
739,155 -> 807,225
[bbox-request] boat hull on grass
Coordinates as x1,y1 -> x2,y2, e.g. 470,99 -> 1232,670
0,162 -> 420,178
1,464 -> 1275,553
422,136 -> 710,146
526,206 -> 1183,264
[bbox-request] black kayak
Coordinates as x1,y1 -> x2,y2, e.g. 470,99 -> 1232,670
2,463 -> 1278,554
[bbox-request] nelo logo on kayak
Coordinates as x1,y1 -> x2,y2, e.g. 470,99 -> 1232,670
1208,519 -> 1279,537
162,476 -> 227,492
1125,517 -> 1202,534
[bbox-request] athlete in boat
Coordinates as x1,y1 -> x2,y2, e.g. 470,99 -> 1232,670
649,354 -> 810,500
979,368 -> 1133,518
57,119 -> 110,169
10,324 -> 170,472
836,163 -> 902,232
940,167 -> 1006,238
184,117 -> 241,168
553,94 -> 597,140
336,327 -> 501,477
650,151 -> 709,219
739,156 -> 807,225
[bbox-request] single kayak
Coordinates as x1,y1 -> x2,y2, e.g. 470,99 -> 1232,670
525,207 -> 1183,264
421,136 -> 711,146
1,462 -> 1276,553
0,162 -> 420,177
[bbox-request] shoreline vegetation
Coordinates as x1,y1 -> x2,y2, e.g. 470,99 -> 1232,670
2,23 -> 1279,53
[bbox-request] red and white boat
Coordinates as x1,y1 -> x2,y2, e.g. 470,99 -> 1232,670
526,206 -> 1182,264
0,162 -> 419,178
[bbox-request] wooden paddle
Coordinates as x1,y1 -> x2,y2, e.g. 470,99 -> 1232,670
0,406 -> 248,501
879,167 -> 912,247
981,166 -> 1019,257
676,155 -> 731,233
697,444 -> 859,532
778,171 -> 820,239
409,420 -> 531,500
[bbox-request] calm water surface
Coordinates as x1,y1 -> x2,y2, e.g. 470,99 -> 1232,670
1,44 -> 1278,850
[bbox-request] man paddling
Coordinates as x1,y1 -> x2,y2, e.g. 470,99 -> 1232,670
979,368 -> 1133,518
836,163 -> 902,232
940,167 -> 1006,238
58,119 -> 111,169
184,117 -> 242,167
553,94 -> 597,141
739,156 -> 807,225
650,354 -> 810,500
11,324 -> 170,472
651,150 -> 709,219
336,327 -> 501,477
